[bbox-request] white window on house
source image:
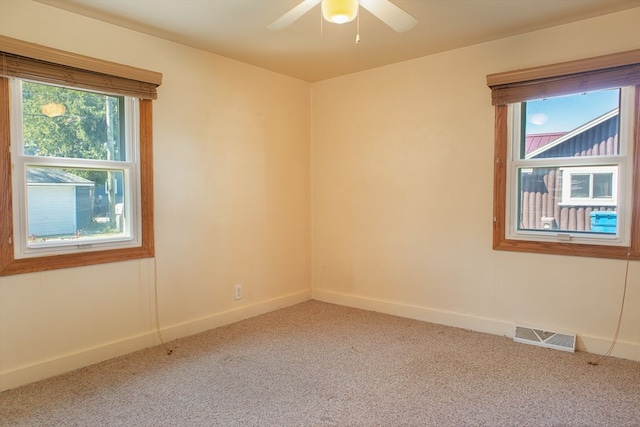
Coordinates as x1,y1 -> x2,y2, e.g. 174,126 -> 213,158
559,166 -> 618,207
0,35 -> 161,275
488,50 -> 640,260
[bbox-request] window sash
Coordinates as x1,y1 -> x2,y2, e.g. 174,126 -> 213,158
20,166 -> 137,256
10,78 -> 142,257
13,162 -> 140,257
504,89 -> 633,246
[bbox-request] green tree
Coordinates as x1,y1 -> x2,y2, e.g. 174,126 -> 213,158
22,82 -> 124,227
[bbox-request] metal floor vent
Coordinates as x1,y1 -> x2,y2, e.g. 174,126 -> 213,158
514,325 -> 576,352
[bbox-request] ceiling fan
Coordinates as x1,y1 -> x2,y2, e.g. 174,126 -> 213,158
268,0 -> 417,33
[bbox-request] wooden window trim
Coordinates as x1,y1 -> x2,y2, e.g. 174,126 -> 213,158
487,48 -> 640,86
487,48 -> 640,105
492,87 -> 640,260
0,78 -> 155,275
0,35 -> 161,99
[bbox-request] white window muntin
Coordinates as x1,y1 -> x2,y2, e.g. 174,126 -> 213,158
505,87 -> 634,245
10,79 -> 142,258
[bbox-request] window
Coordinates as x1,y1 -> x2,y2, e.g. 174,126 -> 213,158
0,36 -> 161,275
559,166 -> 617,206
508,88 -> 632,240
12,80 -> 139,257
488,49 -> 640,259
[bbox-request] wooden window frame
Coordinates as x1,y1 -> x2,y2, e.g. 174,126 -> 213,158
488,50 -> 640,260
0,37 -> 159,275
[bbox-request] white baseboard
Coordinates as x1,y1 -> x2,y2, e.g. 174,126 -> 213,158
3,287 -> 637,392
312,288 -> 515,337
158,289 -> 312,342
312,288 -> 640,362
575,334 -> 639,361
0,289 -> 311,392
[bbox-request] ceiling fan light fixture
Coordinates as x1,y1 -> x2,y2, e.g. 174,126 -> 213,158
322,0 -> 358,24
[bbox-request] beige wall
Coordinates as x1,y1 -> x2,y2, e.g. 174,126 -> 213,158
2,0 -> 640,392
311,8 -> 640,361
0,1 -> 311,391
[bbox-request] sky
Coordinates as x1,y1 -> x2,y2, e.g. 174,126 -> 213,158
525,88 -> 620,135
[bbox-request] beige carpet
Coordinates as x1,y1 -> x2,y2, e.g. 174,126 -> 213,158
1,300 -> 639,426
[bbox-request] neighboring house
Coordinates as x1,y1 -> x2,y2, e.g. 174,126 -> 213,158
520,109 -> 619,232
27,167 -> 95,237
93,170 -> 124,210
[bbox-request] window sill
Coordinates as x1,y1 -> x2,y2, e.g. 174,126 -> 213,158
0,245 -> 154,276
493,234 -> 639,260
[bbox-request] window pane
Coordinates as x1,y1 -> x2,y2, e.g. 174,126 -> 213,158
26,166 -> 127,243
22,81 -> 125,161
522,89 -> 620,159
570,174 -> 590,198
518,167 -> 616,234
593,173 -> 613,198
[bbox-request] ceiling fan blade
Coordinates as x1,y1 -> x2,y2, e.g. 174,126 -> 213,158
267,0 -> 322,30
358,0 -> 417,32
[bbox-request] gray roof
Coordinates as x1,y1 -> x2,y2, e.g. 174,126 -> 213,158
27,167 -> 94,185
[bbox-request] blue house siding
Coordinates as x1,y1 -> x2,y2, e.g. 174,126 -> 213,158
27,168 -> 95,237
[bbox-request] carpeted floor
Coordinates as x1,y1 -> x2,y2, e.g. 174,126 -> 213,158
1,300 -> 639,426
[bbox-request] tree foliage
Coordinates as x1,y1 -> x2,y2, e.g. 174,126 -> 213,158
21,82 -> 123,184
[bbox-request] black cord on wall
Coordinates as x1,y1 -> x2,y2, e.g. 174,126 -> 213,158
587,251 -> 631,366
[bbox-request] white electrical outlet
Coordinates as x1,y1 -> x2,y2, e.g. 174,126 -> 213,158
234,284 -> 243,300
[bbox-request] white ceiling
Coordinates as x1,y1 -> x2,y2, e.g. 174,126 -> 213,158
34,0 -> 640,82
